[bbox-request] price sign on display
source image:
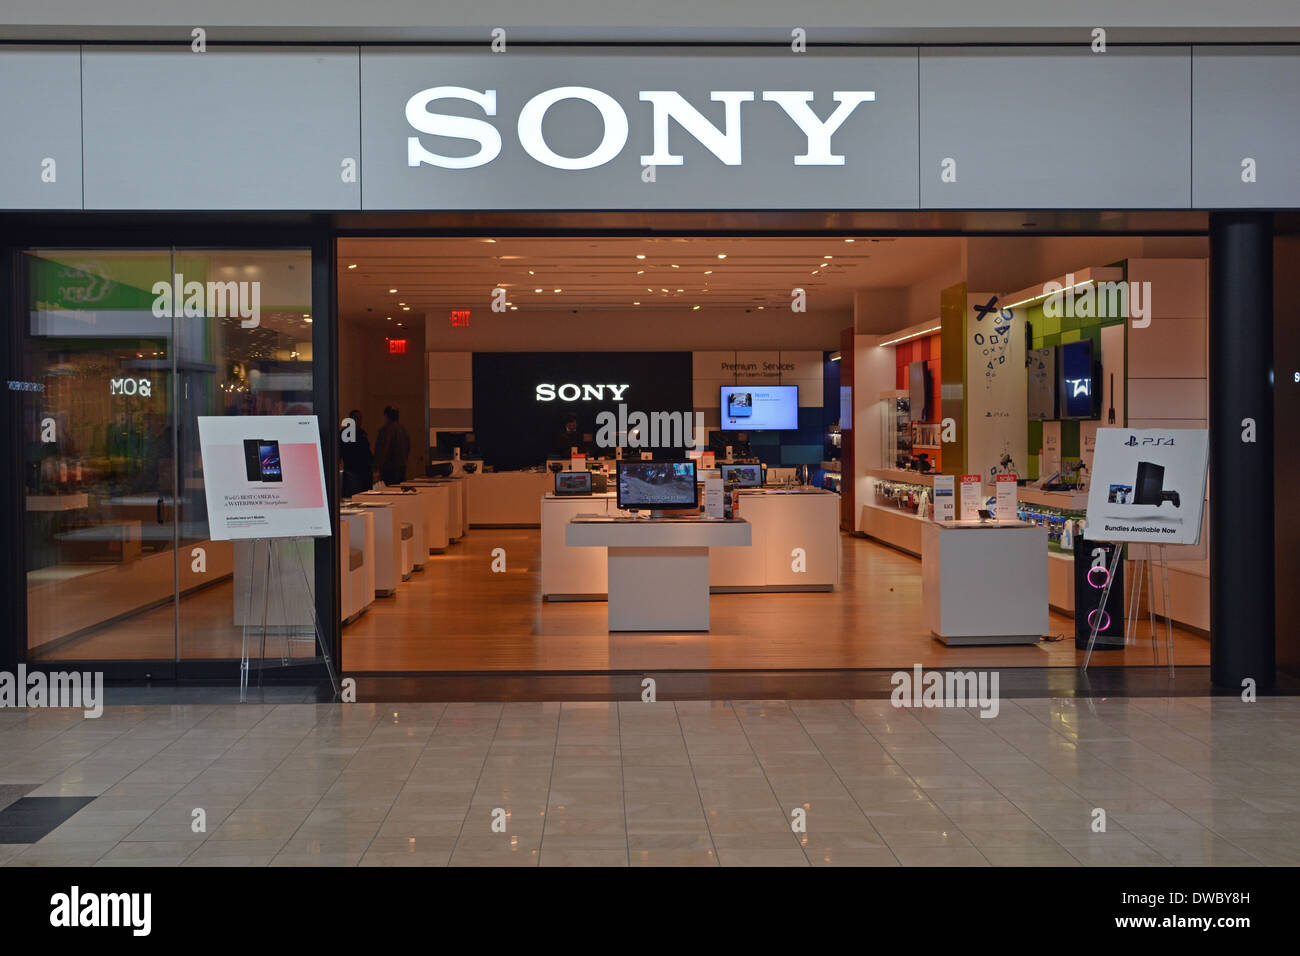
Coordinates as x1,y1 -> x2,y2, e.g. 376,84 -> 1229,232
995,473 -> 1019,520
959,474 -> 983,521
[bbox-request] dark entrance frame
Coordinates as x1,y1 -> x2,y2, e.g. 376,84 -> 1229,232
0,208 -> 1286,692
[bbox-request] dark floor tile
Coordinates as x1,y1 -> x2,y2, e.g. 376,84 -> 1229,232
0,785 -> 38,813
0,797 -> 97,843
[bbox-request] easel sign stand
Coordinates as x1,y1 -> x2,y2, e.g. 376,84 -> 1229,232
239,537 -> 340,703
195,415 -> 338,703
1080,428 -> 1209,679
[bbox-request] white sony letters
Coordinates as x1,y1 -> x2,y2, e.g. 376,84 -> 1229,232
406,86 -> 874,170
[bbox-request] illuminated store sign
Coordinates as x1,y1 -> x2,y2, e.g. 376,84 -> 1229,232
406,87 -> 876,171
535,383 -> 630,402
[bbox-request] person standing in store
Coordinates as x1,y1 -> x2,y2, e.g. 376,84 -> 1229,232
340,408 -> 373,497
374,405 -> 411,486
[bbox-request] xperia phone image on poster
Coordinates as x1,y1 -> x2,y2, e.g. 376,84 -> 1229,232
243,439 -> 283,482
1084,428 -> 1208,546
720,385 -> 798,430
198,416 -> 331,540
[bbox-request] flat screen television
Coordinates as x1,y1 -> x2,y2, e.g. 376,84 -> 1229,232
1057,339 -> 1100,420
1026,346 -> 1057,421
616,460 -> 698,511
720,385 -> 798,430
719,463 -> 762,488
908,361 -> 930,422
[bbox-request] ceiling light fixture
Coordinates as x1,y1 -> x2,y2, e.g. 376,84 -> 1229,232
877,324 -> 943,348
388,288 -> 397,293
1003,278 -> 1096,310
716,253 -> 727,259
347,264 -> 357,269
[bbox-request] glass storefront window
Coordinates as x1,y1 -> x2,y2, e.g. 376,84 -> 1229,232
19,246 -> 318,667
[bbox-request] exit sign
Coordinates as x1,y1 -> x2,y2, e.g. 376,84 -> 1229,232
450,309 -> 471,327
388,338 -> 407,354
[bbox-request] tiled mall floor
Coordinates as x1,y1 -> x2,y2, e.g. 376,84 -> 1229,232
1,697 -> 1298,866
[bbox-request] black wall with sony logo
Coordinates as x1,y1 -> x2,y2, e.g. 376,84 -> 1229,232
471,352 -> 692,470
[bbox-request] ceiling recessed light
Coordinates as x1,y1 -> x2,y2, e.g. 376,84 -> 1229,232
635,254 -> 646,260
304,318 -> 312,323
636,270 -> 645,275
402,306 -> 410,311
397,322 -> 403,326
633,301 -> 640,305
670,264 -> 679,269
534,288 -> 543,292
386,316 -> 392,321
388,288 -> 397,293
716,253 -> 727,259
704,270 -> 713,275
553,288 -> 562,293
824,255 -> 833,259
347,264 -> 357,269
692,305 -> 700,310
844,238 -> 855,243
528,270 -> 535,275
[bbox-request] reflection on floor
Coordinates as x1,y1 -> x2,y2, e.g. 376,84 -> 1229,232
31,574 -> 316,663
32,529 -> 1209,671
1,697 -> 1293,867
340,529 -> 1208,672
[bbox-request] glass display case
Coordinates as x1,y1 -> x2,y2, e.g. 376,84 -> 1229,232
879,392 -> 912,470
874,478 -> 930,515
1017,503 -> 1088,552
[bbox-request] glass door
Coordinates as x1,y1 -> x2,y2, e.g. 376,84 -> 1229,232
20,249 -> 179,669
173,247 -> 317,667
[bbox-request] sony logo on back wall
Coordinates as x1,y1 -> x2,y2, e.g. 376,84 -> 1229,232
470,353 -> 693,471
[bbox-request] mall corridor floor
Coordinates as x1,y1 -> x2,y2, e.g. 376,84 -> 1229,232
1,696 -> 1297,867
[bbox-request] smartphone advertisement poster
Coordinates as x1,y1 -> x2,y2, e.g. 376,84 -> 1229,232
197,416 -> 332,540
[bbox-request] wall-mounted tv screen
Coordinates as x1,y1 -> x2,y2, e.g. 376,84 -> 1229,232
1057,339 -> 1100,420
908,361 -> 930,422
616,460 -> 698,510
720,385 -> 798,430
1027,346 -> 1057,421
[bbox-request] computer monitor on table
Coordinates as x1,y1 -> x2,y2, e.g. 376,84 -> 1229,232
616,460 -> 698,516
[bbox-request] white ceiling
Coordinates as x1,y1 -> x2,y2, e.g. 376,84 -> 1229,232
337,235 -> 962,325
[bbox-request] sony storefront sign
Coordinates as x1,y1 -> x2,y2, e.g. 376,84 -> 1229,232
361,50 -> 920,209
406,86 -> 875,170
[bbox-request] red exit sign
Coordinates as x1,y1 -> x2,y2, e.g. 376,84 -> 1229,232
450,309 -> 471,327
388,338 -> 408,354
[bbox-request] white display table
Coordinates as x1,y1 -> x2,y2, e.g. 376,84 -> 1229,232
398,481 -> 451,552
542,488 -> 838,600
566,518 -> 751,631
357,489 -> 424,571
921,519 -> 1048,645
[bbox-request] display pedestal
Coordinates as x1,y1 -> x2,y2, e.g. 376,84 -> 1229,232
922,520 -> 1048,645
565,519 -> 751,631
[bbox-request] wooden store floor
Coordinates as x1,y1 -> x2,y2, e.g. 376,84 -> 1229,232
32,528 -> 1210,671
339,528 -> 1210,672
